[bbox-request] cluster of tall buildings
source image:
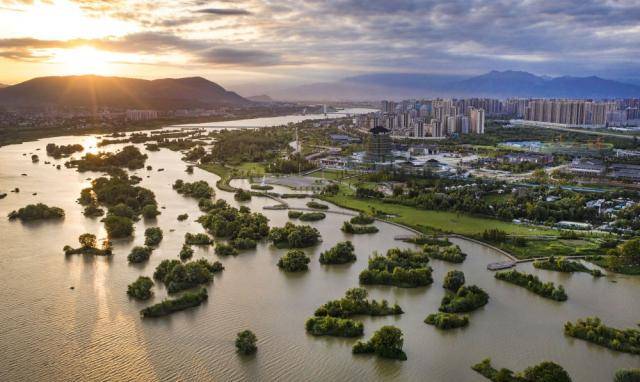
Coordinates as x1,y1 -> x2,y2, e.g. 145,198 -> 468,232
355,98 -> 640,133
356,99 -> 486,138
523,100 -> 618,126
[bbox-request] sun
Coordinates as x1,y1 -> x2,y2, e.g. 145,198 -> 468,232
52,46 -> 115,75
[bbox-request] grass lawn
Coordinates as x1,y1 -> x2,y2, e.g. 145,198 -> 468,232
234,162 -> 267,176
496,238 -> 604,260
198,163 -> 237,192
309,169 -> 361,181
321,192 -> 557,237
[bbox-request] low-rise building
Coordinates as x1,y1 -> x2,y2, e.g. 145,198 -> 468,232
568,158 -> 606,176
502,153 -> 554,165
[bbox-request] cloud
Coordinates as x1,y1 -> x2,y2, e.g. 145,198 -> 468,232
195,8 -> 252,15
198,47 -> 281,66
2,0 -> 640,81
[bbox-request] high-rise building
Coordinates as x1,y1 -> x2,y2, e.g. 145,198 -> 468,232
365,126 -> 393,162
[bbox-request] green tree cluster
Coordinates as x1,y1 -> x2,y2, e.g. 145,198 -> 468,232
352,326 -> 407,361
359,248 -> 433,288
319,241 -> 357,265
495,270 -> 568,301
268,222 -> 321,248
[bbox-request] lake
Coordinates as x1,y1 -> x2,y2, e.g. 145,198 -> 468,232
0,132 -> 639,381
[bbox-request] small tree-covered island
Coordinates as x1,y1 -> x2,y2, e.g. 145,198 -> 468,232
8,203 -> 65,221
425,312 -> 469,330
472,358 -> 573,382
359,248 -> 433,288
127,276 -> 154,300
319,241 -> 357,265
495,270 -> 568,301
269,222 -> 321,248
352,325 -> 407,361
64,233 -> 112,256
314,287 -> 403,318
141,287 -> 208,318
564,317 -> 640,355
235,330 -> 258,355
277,249 -> 311,272
153,258 -> 223,293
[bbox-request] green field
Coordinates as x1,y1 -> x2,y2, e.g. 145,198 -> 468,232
308,169 -> 361,181
497,238 -> 603,259
321,192 -> 557,237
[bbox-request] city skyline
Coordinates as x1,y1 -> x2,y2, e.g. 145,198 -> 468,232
1,0 -> 640,92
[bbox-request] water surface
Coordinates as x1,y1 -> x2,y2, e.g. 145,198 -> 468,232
0,133 -> 639,381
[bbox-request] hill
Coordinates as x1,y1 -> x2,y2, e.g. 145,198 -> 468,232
246,94 -> 274,102
0,75 -> 250,109
271,71 -> 640,100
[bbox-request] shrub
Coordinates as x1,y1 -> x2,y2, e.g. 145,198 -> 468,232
103,215 -> 134,238
179,244 -> 194,261
234,189 -> 252,201
564,317 -> 640,355
185,232 -> 213,245
305,316 -> 364,337
443,270 -> 466,291
153,258 -> 222,293
299,212 -> 326,221
141,287 -> 208,317
173,179 -> 214,198
142,204 -> 160,219
350,213 -> 375,225
288,210 -> 303,219
251,184 -> 273,190
277,249 -> 310,272
306,201 -> 329,210
128,246 -> 153,263
425,244 -> 467,263
359,248 -> 432,288
615,369 -> 640,382
495,270 -> 568,301
269,222 -> 321,248
144,227 -> 163,247
314,287 -> 402,318
319,241 -> 357,265
424,312 -> 469,330
127,276 -> 154,300
352,325 -> 407,361
215,243 -> 239,257
235,330 -> 258,355
177,213 -> 189,221
341,221 -> 379,234
8,203 -> 65,221
439,285 -> 489,313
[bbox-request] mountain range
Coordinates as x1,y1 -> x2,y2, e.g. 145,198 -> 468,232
268,70 -> 640,101
1,71 -> 639,106
0,75 -> 250,109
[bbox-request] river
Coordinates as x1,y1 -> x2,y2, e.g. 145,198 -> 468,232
172,108 -> 376,129
0,131 -> 639,381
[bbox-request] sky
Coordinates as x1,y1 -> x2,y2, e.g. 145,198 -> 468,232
0,0 -> 639,92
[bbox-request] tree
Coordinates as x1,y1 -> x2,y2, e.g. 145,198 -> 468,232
443,270 -> 465,291
235,330 -> 257,355
522,361 -> 572,382
103,215 -> 134,238
277,249 -> 310,272
127,276 -> 154,300
79,233 -> 97,249
614,369 -> 640,382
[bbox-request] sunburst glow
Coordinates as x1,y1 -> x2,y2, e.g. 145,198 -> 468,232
51,47 -> 117,75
